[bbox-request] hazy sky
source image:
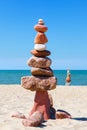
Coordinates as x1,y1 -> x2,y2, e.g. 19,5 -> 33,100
0,0 -> 87,70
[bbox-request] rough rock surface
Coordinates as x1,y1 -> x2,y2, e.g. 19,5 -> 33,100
31,67 -> 53,76
21,76 -> 57,91
22,111 -> 44,127
27,56 -> 52,68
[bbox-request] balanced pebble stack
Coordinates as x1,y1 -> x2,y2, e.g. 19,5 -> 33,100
65,69 -> 71,85
21,19 -> 57,121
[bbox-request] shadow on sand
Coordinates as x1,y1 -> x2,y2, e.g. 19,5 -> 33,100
37,117 -> 87,128
72,117 -> 87,121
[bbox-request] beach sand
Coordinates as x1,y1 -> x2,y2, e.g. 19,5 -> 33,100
0,85 -> 87,130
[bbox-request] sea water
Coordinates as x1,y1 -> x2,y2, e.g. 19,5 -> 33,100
0,70 -> 87,85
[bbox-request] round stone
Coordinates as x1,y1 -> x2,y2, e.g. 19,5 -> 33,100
34,32 -> 48,44
38,19 -> 44,25
34,44 -> 46,51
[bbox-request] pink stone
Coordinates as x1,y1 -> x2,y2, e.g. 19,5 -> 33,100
21,76 -> 57,91
29,91 -> 50,120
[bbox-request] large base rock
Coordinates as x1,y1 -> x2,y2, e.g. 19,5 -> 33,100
29,91 -> 50,120
21,76 -> 57,91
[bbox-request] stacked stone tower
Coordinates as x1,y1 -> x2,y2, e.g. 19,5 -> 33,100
21,19 -> 57,120
65,69 -> 71,85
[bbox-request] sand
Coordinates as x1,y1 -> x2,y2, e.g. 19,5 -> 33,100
0,85 -> 87,130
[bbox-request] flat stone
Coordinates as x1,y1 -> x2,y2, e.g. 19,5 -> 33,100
31,67 -> 53,76
34,24 -> 48,33
21,76 -> 57,91
11,111 -> 26,119
34,44 -> 46,51
27,56 -> 52,68
30,49 -> 51,57
34,32 -> 48,44
55,109 -> 72,119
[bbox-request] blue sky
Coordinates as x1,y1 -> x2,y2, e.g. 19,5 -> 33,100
0,0 -> 87,70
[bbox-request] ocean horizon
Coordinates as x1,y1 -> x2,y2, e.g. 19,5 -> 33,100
0,70 -> 87,85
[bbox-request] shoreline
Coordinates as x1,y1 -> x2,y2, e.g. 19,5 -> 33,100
0,70 -> 87,85
0,85 -> 87,130
0,84 -> 87,86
